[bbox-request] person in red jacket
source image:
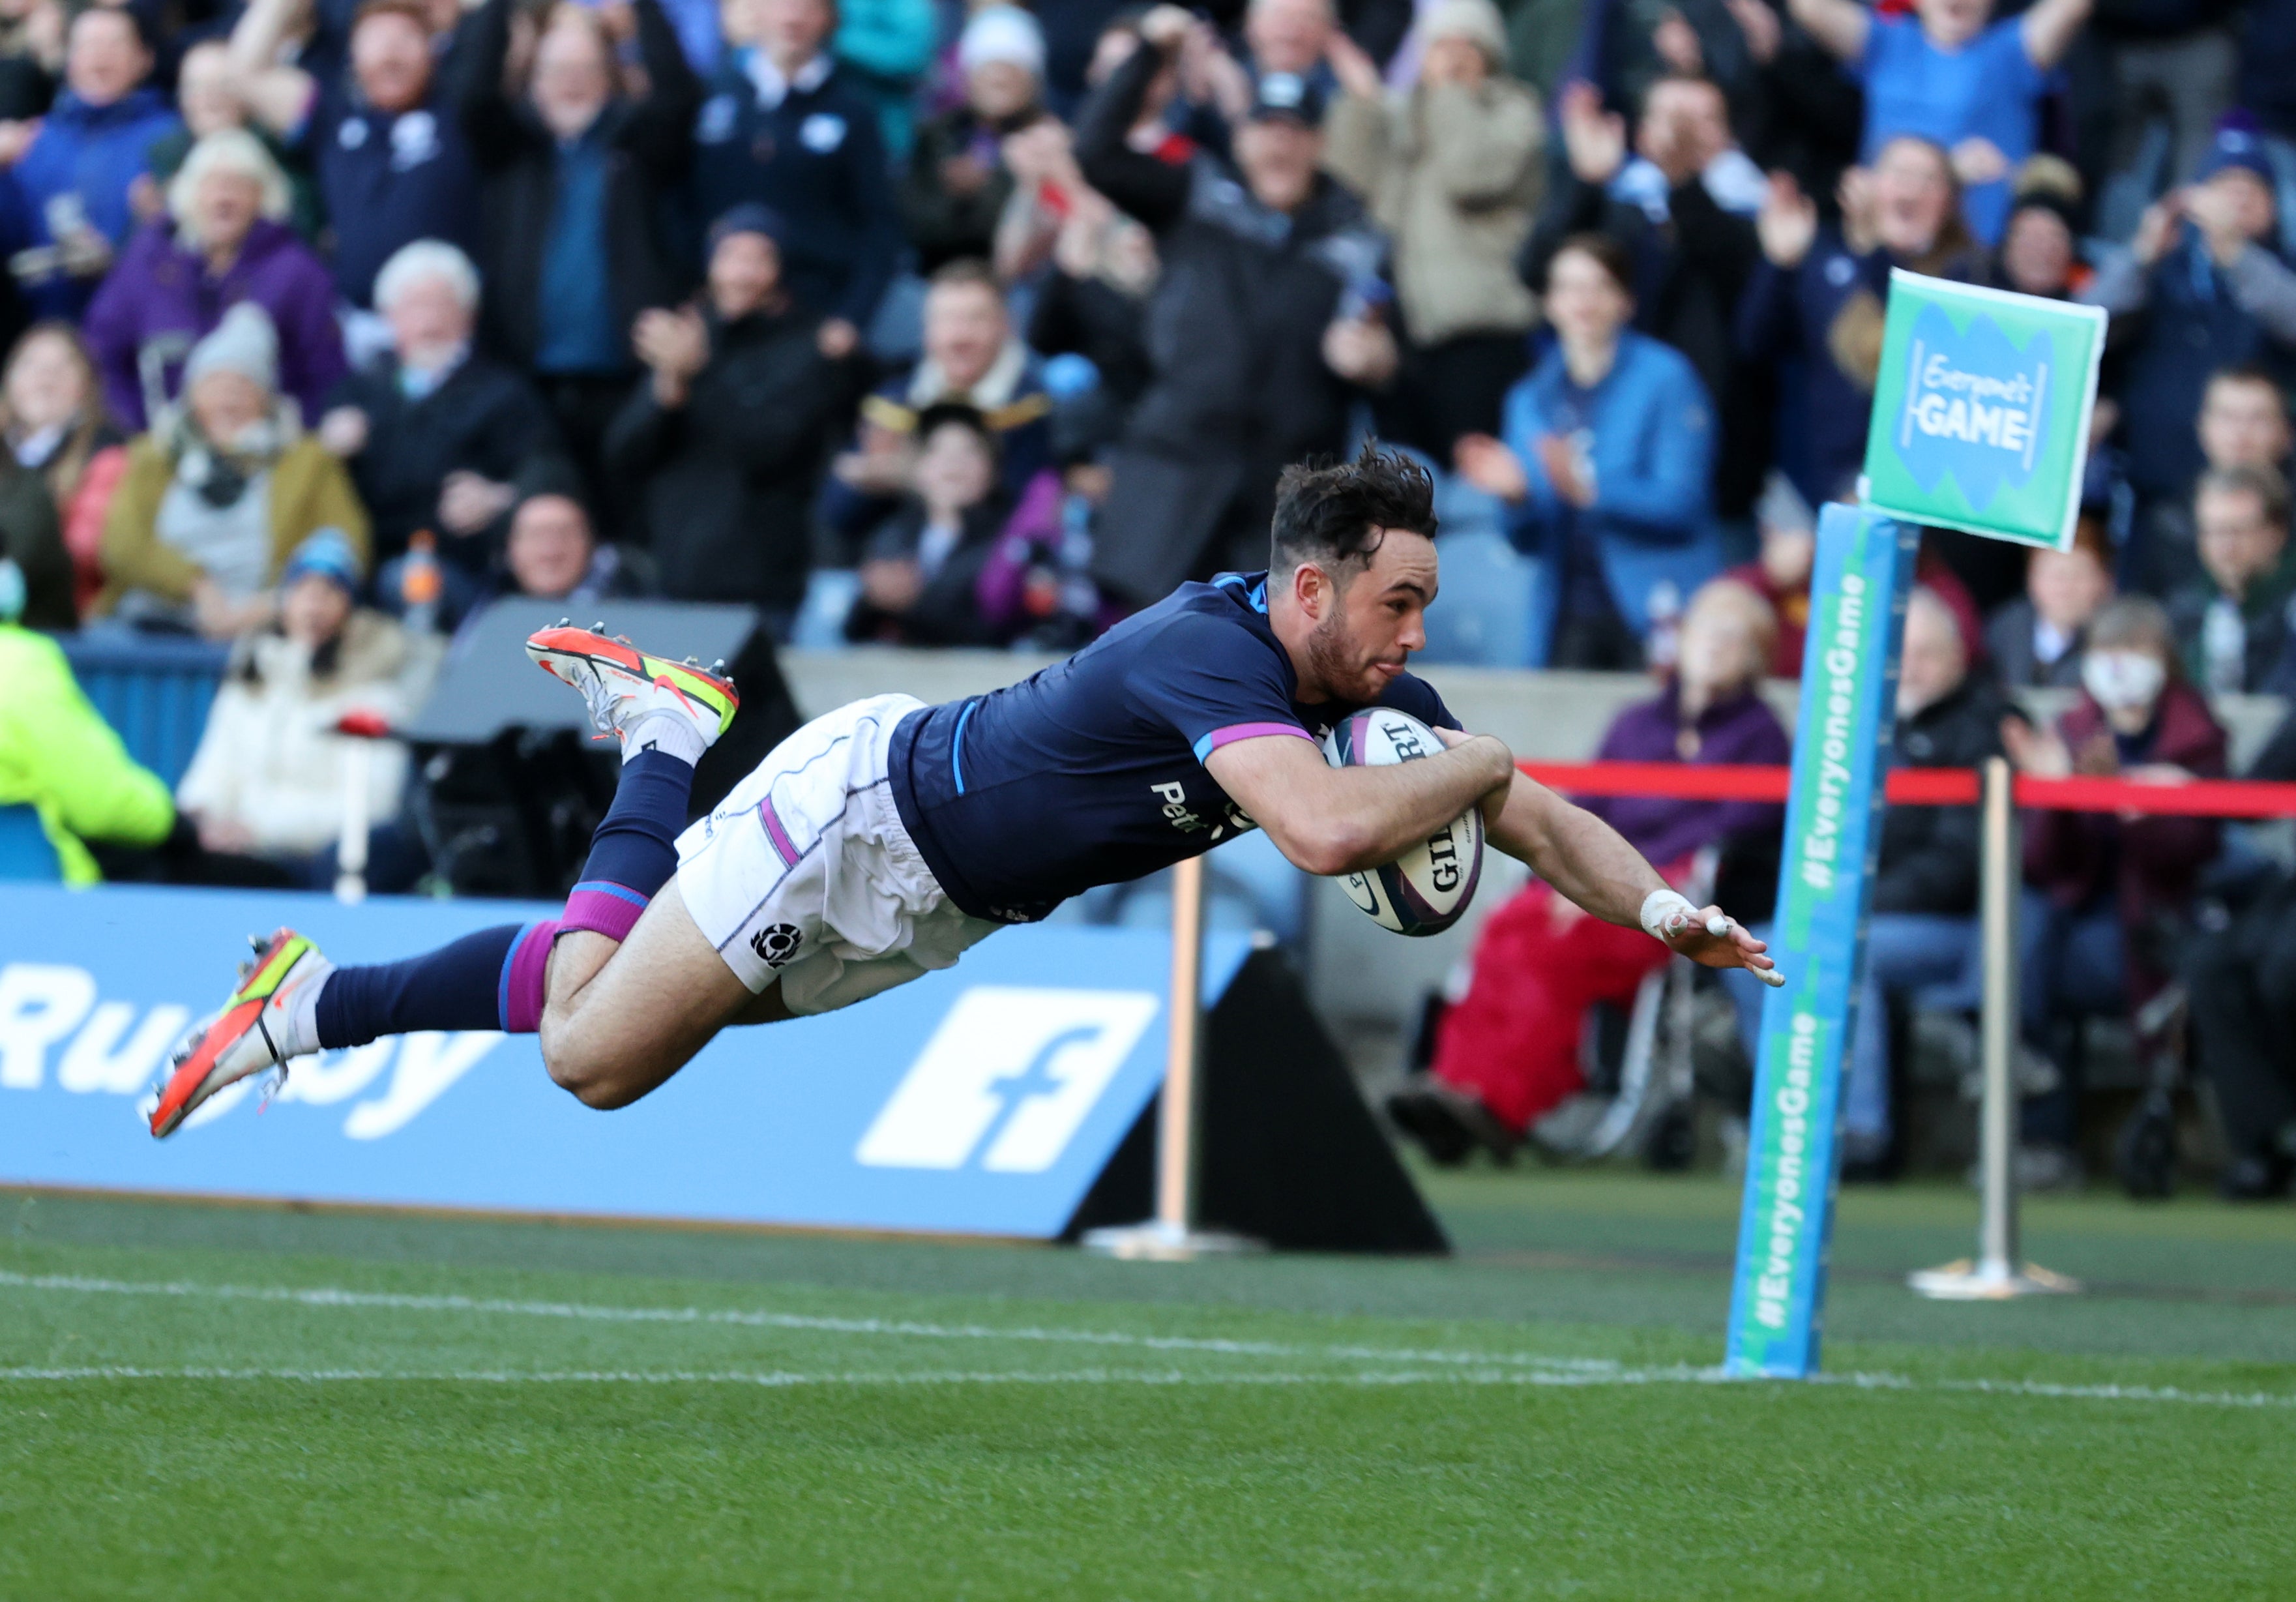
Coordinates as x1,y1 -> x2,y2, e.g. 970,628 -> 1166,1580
2003,595 -> 2226,1187
1387,578 -> 1789,1163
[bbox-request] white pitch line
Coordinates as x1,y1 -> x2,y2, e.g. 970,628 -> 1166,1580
0,1365 -> 1682,1387
0,1269 -> 1615,1373
0,1365 -> 2292,1408
3,1271 -> 2291,1409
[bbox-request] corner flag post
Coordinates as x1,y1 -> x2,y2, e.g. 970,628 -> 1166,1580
1724,503 -> 1917,1378
1724,271 -> 2106,1377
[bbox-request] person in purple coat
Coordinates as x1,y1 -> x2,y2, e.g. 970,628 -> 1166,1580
1387,577 -> 1789,1163
81,128 -> 347,431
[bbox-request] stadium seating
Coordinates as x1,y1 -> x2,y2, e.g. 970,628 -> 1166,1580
61,635 -> 230,791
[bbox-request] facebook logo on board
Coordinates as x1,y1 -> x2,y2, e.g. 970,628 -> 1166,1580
855,988 -> 1160,1172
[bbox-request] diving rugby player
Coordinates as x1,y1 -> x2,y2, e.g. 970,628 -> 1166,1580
149,449 -> 1778,1136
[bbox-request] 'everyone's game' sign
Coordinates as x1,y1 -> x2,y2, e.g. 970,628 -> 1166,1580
1860,271 -> 2104,551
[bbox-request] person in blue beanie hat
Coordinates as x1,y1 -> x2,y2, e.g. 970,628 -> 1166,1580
175,523 -> 432,891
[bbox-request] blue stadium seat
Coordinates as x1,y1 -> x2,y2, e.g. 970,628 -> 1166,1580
1419,524 -> 1545,669
0,803 -> 61,882
57,632 -> 231,790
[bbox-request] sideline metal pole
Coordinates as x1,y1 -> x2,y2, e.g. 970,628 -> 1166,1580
334,737 -> 370,905
1156,851 -> 1207,1230
1909,757 -> 2078,1299
1083,855 -> 1261,1261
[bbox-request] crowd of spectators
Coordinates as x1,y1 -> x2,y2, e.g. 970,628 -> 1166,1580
0,0 -> 2291,1189
0,0 -> 2287,658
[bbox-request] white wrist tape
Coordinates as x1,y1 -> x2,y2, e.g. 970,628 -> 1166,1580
1640,889 -> 1699,941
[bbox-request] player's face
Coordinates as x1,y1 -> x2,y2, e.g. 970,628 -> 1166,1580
1305,529 -> 1438,703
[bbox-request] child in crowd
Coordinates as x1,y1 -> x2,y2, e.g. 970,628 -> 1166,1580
845,402 -> 1012,646
174,529 -> 428,891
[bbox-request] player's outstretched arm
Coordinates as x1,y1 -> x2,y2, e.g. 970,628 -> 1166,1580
1472,755 -> 1783,986
1206,731 -> 1516,879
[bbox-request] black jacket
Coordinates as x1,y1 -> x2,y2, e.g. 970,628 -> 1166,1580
1075,42 -> 1381,597
1873,677 -> 2006,916
844,496 -> 1008,647
1738,16 -> 1863,208
329,354 -> 559,566
456,0 -> 701,371
1027,267 -> 1153,408
684,59 -> 901,328
602,299 -> 859,612
901,105 -> 1031,274
1984,596 -> 2089,691
1078,47 -> 1377,464
0,461 -> 69,630
2167,572 -> 2296,696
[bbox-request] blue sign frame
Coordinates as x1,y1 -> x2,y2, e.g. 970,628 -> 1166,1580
0,884 -> 1247,1238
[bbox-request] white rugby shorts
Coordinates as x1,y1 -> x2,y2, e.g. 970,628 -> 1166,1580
675,694 -> 1001,1014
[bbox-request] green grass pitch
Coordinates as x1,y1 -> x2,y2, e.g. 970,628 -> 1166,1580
3,1169 -> 2291,1599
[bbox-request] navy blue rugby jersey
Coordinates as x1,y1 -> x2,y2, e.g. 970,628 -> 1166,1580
886,572 -> 1461,923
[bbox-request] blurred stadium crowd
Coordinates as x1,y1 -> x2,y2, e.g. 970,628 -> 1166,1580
0,0 -> 2293,1192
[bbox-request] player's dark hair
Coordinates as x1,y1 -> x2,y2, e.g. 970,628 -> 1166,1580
1270,442 -> 1437,578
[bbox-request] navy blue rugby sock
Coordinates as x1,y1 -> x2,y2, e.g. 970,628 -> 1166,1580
315,923 -> 533,1046
561,749 -> 694,943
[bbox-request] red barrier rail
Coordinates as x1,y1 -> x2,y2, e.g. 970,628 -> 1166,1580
1517,761 -> 2296,819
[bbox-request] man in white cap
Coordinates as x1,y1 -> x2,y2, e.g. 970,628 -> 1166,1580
900,5 -> 1049,273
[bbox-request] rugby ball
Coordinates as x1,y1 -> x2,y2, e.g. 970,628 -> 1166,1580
1319,709 -> 1484,937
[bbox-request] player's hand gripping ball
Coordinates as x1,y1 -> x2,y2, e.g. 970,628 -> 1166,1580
1319,709 -> 1484,937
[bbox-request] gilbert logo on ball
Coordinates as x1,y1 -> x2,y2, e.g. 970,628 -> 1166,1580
1860,271 -> 2104,552
1319,709 -> 1483,937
